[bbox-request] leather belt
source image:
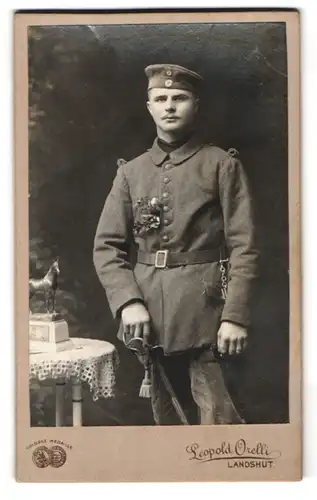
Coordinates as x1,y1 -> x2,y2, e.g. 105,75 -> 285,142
137,248 -> 221,269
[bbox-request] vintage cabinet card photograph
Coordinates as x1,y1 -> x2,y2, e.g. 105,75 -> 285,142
14,10 -> 301,482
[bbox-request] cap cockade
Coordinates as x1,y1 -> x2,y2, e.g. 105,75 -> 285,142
145,64 -> 203,94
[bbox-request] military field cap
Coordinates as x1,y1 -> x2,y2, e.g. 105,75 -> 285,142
145,64 -> 203,94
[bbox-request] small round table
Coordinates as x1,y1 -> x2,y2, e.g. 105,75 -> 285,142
29,338 -> 119,426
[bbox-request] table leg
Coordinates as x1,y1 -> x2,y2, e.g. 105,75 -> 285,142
55,380 -> 65,427
72,378 -> 83,426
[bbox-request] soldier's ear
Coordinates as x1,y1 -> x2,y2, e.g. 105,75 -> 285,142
195,97 -> 200,112
146,99 -> 153,117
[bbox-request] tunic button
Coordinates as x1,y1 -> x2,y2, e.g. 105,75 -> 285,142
162,192 -> 169,199
164,164 -> 172,170
163,219 -> 170,226
163,205 -> 169,212
162,235 -> 169,242
163,177 -> 170,184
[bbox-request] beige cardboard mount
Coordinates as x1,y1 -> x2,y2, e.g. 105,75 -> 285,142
15,11 -> 301,482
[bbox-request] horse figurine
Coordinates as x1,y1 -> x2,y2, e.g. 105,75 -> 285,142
29,258 -> 60,315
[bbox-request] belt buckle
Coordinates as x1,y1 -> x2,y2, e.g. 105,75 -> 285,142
155,250 -> 169,268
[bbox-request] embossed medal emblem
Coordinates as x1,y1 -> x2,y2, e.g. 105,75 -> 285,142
50,445 -> 67,468
32,446 -> 51,468
31,443 -> 68,468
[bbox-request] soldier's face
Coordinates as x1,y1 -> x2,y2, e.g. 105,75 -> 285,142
147,88 -> 199,134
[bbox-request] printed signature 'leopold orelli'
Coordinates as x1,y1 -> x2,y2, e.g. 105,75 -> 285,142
186,439 -> 282,469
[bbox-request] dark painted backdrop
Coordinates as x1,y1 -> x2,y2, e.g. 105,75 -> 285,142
28,22 -> 289,426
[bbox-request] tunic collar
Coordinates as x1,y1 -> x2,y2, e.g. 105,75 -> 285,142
149,133 -> 203,166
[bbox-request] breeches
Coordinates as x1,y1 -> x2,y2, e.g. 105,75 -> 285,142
150,348 -> 244,425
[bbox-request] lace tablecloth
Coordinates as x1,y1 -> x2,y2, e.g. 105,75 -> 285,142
29,338 -> 119,400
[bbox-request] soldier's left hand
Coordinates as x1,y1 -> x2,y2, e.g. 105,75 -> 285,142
217,321 -> 248,356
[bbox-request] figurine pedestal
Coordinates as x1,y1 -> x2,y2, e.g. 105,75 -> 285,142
29,339 -> 74,354
29,314 -> 72,354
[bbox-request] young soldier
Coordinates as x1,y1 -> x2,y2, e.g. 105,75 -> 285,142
93,64 -> 259,425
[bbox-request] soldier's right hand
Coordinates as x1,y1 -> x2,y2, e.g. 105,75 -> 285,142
121,302 -> 150,339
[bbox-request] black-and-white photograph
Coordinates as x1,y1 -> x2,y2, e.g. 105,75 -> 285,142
28,21 -> 289,428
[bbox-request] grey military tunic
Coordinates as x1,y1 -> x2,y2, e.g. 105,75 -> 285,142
93,134 -> 259,355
